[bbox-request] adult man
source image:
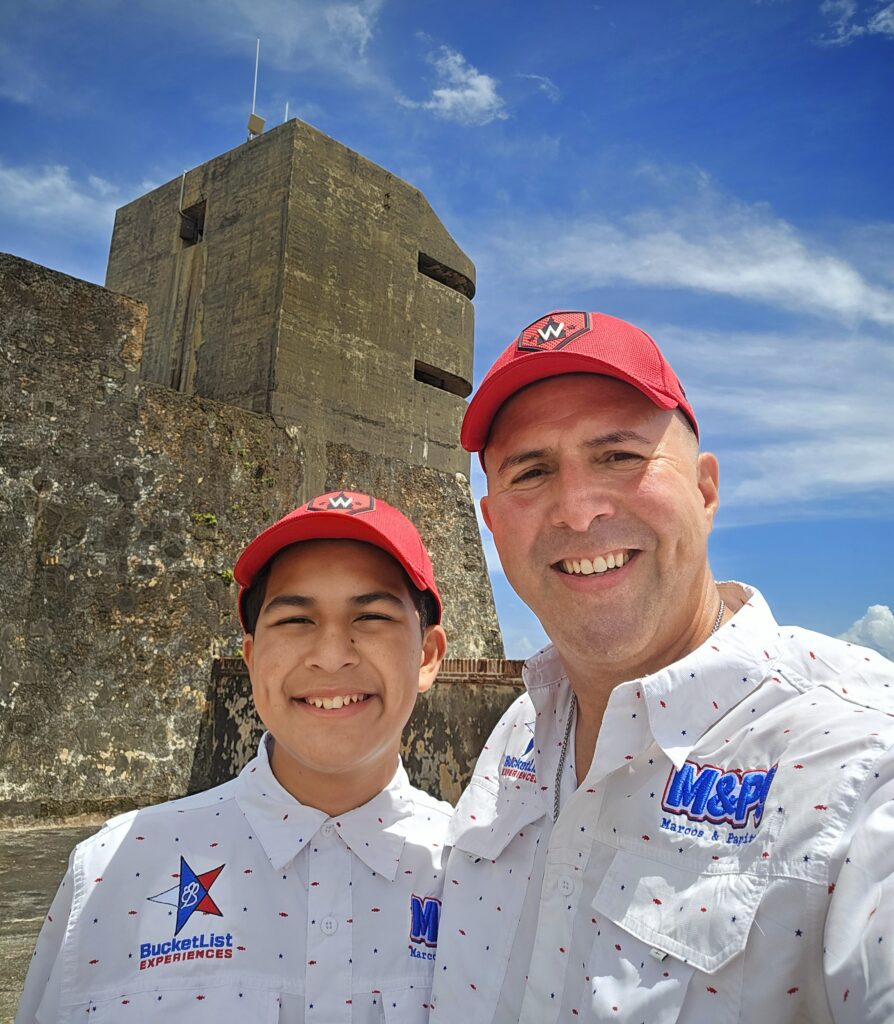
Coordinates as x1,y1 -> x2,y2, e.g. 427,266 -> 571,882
431,311 -> 894,1023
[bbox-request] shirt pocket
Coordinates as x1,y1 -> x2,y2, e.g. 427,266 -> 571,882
368,983 -> 433,1024
64,984 -> 280,1022
591,848 -> 772,1023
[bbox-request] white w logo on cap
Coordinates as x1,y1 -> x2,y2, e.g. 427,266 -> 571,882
537,319 -> 565,343
327,493 -> 354,509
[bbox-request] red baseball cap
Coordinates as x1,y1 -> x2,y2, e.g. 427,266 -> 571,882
460,310 -> 698,454
234,490 -> 442,629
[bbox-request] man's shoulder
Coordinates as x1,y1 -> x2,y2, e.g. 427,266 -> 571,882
776,625 -> 894,710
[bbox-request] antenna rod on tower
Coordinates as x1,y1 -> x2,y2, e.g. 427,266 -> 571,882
246,39 -> 266,141
251,38 -> 260,114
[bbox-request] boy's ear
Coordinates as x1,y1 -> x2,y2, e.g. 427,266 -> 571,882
242,634 -> 254,674
417,624 -> 447,694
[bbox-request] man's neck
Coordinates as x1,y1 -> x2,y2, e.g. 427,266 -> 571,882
565,582 -> 730,784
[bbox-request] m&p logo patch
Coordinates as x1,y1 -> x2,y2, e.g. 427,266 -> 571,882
662,760 -> 778,829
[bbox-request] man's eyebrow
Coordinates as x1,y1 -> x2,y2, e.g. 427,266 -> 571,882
583,430 -> 652,448
496,448 -> 550,475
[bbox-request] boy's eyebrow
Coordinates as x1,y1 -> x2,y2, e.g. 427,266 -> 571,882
351,591 -> 405,608
262,591 -> 405,615
262,594 -> 314,615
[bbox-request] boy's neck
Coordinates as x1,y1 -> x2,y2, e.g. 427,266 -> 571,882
267,737 -> 400,816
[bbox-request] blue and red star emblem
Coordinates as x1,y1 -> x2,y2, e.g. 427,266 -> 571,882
148,856 -> 225,935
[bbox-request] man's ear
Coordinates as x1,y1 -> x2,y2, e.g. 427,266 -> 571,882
697,452 -> 720,532
417,624 -> 447,694
242,633 -> 254,674
480,494 -> 493,531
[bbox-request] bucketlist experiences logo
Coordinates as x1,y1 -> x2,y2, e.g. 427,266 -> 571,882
139,857 -> 238,971
500,722 -> 537,783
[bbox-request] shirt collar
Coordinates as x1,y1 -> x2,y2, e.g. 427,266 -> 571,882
522,583 -> 783,771
235,735 -> 415,879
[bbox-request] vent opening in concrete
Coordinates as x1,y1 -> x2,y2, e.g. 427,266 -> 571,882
417,252 -> 475,300
179,199 -> 206,246
414,359 -> 472,398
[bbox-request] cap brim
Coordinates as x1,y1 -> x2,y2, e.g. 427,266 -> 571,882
461,352 -> 680,453
235,512 -> 440,629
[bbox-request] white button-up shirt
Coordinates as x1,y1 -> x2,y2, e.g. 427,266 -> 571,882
17,736 -> 451,1024
431,584 -> 894,1024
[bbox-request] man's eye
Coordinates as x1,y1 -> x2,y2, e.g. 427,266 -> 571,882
511,466 -> 547,484
606,451 -> 642,463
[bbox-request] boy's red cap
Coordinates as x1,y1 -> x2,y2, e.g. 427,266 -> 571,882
234,491 -> 442,629
460,310 -> 698,453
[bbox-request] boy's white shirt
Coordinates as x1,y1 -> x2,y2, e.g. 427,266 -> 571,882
16,735 -> 452,1024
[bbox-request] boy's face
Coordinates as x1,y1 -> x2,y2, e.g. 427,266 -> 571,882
242,539 -> 446,811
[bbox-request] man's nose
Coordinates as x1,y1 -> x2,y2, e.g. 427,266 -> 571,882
305,625 -> 361,674
549,462 -> 616,532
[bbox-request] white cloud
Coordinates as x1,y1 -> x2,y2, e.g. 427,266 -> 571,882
134,0 -> 386,85
0,41 -> 46,105
0,162 -> 121,236
839,605 -> 894,658
819,0 -> 894,44
518,73 -> 560,103
484,185 -> 894,327
411,46 -> 507,126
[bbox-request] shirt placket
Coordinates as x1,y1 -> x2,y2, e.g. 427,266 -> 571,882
518,785 -> 606,1024
305,821 -> 353,1022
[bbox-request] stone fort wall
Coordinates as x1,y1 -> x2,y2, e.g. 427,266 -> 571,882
0,254 -> 509,817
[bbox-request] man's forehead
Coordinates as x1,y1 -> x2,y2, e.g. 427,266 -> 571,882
488,373 -> 661,445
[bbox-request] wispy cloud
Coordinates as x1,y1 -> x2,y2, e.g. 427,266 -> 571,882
483,184 -> 894,327
839,604 -> 894,657
819,0 -> 894,45
518,73 -> 560,103
407,46 -> 508,126
0,162 -> 121,236
136,0 -> 386,85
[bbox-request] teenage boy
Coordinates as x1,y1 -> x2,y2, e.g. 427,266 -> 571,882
17,490 -> 450,1024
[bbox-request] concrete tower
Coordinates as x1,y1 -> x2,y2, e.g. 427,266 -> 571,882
106,118 -> 477,490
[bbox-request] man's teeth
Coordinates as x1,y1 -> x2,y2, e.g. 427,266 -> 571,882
303,694 -> 369,710
560,551 -> 630,575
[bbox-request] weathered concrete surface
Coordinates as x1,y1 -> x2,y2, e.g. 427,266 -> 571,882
191,659 -> 525,803
106,118 -> 476,487
0,820 -> 102,1022
0,254 -> 503,819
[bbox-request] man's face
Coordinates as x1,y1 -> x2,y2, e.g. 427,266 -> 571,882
242,539 -> 445,801
481,374 -> 719,681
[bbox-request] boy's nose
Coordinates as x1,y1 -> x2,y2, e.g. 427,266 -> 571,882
305,626 -> 361,673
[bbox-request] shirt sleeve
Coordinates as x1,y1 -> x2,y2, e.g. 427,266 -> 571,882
14,851 -> 74,1024
824,743 -> 894,1024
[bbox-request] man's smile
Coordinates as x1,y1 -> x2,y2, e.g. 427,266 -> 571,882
555,549 -> 636,576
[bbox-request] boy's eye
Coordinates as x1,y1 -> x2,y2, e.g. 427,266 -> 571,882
356,612 -> 393,622
274,615 -> 314,626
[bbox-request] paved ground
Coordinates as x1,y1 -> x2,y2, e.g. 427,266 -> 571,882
0,821 -> 102,1023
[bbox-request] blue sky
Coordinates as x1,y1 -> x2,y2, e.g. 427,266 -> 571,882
2,0 -> 892,658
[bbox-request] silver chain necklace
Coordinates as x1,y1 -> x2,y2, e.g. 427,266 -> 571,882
552,596 -> 726,823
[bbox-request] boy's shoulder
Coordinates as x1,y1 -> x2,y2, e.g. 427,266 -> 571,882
76,777 -> 242,857
404,783 -> 453,822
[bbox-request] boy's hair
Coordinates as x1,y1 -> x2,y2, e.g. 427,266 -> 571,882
241,542 -> 440,636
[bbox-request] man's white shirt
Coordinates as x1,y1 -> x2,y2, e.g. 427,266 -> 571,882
17,736 -> 451,1023
431,583 -> 894,1024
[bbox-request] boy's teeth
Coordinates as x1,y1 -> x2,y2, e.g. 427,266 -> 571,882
561,551 -> 629,576
305,694 -> 368,709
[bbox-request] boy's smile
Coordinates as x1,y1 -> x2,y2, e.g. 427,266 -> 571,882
242,539 -> 446,814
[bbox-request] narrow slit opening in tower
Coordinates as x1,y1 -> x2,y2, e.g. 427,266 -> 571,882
414,360 -> 472,398
417,252 -> 475,300
179,200 -> 206,246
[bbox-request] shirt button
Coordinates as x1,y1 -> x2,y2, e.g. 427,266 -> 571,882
321,916 -> 338,935
321,823 -> 335,837
557,875 -> 575,896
